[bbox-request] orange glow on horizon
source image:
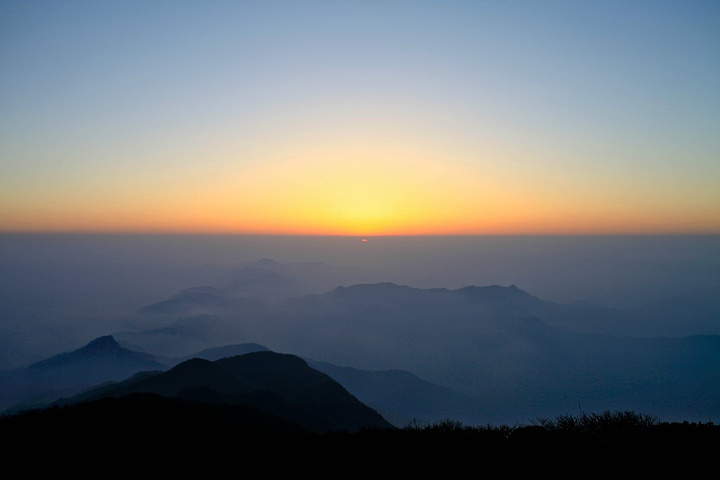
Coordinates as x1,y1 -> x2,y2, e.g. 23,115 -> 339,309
1,143 -> 718,237
3,204 -> 718,236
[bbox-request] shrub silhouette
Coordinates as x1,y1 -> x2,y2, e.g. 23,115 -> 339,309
536,410 -> 659,432
2,404 -> 717,471
398,410 -> 714,453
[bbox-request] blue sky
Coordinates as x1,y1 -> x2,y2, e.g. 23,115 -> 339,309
1,1 -> 718,233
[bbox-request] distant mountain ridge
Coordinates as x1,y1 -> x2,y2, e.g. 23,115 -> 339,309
306,358 -> 489,426
0,334 -> 487,427
27,335 -> 150,370
0,335 -> 166,413
114,278 -> 720,424
173,342 -> 270,363
137,280 -> 656,338
5,276 -> 720,425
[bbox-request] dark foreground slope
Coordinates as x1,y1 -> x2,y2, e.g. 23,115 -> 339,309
1,334 -> 490,427
50,350 -> 393,434
0,406 -> 716,475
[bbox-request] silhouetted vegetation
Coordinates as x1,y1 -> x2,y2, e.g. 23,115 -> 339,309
319,411 -> 718,474
3,401 -> 715,475
393,410 -> 718,450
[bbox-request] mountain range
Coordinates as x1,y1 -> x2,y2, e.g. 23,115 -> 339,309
122,277 -> 720,424
0,335 -> 165,412
3,268 -> 719,426
0,334 -> 484,427
52,349 -> 393,434
134,262 -> 719,339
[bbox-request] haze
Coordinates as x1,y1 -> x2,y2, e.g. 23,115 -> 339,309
1,234 -> 718,370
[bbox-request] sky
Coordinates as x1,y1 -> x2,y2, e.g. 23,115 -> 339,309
1,1 -> 718,235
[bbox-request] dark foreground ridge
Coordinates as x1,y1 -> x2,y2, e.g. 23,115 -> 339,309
44,350 -> 394,434
0,403 -> 716,474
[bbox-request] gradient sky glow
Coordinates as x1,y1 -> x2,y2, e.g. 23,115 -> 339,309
1,1 -> 718,235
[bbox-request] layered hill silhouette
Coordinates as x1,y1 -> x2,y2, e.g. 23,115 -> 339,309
0,335 -> 166,413
125,281 -> 720,424
306,358 -> 487,426
52,350 -> 393,433
0,335 -> 487,427
5,278 -> 719,426
136,279 -> 661,337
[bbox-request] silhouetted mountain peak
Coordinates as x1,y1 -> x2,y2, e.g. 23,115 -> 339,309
169,357 -> 216,374
90,356 -> 254,401
26,335 -> 164,374
80,335 -> 122,354
176,343 -> 270,363
59,349 -> 393,433
30,335 -> 125,368
216,351 -> 326,391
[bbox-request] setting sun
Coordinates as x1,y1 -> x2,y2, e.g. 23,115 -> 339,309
0,1 -> 718,236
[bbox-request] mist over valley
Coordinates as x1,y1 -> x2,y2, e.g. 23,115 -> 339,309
1,234 -> 718,426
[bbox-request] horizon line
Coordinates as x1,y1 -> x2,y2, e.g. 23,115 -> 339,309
1,230 -> 719,238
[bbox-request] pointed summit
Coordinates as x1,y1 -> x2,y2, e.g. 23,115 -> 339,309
80,335 -> 122,354
26,335 -> 164,374
1,335 -> 167,414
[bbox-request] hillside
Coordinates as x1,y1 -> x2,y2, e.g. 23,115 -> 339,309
53,350 -> 394,433
0,335 -> 166,413
116,281 -> 720,424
